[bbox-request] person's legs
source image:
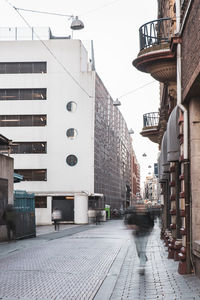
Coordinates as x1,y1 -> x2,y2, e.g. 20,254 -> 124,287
6,222 -> 11,240
54,220 -> 57,230
134,232 -> 149,273
10,223 -> 16,240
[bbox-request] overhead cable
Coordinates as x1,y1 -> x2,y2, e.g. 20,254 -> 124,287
5,0 -> 92,98
118,81 -> 156,99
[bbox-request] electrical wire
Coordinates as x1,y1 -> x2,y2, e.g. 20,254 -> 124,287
4,0 -> 93,98
4,0 -> 156,102
79,0 -> 122,17
118,81 -> 156,99
11,7 -> 74,19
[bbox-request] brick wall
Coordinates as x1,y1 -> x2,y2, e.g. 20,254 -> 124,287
182,1 -> 200,99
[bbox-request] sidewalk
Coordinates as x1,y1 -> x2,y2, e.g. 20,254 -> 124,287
36,223 -> 81,236
99,219 -> 200,300
1,220 -> 200,299
0,223 -> 90,259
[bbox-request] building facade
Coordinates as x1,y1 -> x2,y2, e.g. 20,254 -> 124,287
131,149 -> 140,204
133,0 -> 200,277
0,134 -> 14,240
0,27 -> 136,225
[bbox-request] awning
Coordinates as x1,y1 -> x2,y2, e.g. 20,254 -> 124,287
0,134 -> 11,145
159,131 -> 169,182
14,173 -> 23,183
167,106 -> 180,162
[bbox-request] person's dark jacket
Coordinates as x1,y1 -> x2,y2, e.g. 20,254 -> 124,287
126,211 -> 154,234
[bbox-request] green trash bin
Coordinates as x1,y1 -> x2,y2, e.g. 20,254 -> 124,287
105,205 -> 110,220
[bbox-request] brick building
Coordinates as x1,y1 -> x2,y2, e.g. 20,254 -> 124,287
132,0 -> 200,277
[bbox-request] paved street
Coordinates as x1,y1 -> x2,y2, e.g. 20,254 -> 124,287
0,219 -> 200,300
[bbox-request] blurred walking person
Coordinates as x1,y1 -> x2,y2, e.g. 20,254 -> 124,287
3,204 -> 16,240
52,208 -> 62,231
125,204 -> 154,275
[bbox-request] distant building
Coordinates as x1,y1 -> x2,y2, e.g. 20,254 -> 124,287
0,27 -> 136,224
143,175 -> 158,203
130,149 -> 140,204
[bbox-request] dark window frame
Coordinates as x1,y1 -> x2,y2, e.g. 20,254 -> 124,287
14,169 -> 47,181
66,155 -> 78,166
0,115 -> 47,127
66,128 -> 78,139
0,62 -> 46,74
9,142 -> 47,154
0,89 -> 47,101
66,101 -> 77,112
35,196 -> 47,208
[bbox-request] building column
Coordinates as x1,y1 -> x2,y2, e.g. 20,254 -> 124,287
189,97 -> 200,275
74,193 -> 88,224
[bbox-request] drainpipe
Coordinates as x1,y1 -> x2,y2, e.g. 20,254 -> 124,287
176,0 -> 191,274
176,0 -> 188,157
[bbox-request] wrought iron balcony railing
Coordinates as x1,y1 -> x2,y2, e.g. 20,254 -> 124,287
143,112 -> 159,128
139,18 -> 171,50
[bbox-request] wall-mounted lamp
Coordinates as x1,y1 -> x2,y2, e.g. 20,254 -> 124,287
70,16 -> 84,30
113,98 -> 121,106
128,128 -> 134,134
13,7 -> 85,32
148,165 -> 152,168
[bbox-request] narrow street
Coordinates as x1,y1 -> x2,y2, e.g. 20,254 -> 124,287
0,220 -> 200,300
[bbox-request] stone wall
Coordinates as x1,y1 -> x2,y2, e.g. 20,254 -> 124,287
189,97 -> 200,272
182,2 -> 200,100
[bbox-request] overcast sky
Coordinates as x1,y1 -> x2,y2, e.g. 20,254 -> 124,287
1,0 -> 159,186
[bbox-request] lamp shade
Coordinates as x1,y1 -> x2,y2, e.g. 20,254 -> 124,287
70,16 -> 84,30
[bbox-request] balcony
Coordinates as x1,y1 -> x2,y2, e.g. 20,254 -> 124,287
140,112 -> 160,144
132,18 -> 176,83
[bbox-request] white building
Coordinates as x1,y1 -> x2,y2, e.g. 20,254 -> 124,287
0,27 -> 134,225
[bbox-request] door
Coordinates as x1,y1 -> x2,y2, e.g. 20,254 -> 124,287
52,196 -> 74,222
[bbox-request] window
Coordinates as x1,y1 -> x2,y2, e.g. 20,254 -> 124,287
66,128 -> 78,139
14,169 -> 47,181
66,101 -> 77,112
0,62 -> 46,74
66,155 -> 78,166
8,142 -> 47,154
0,89 -> 46,100
0,115 -> 47,127
35,196 -> 47,208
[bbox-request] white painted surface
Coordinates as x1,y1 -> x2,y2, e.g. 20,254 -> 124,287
35,196 -> 52,225
0,38 -> 95,224
74,193 -> 88,224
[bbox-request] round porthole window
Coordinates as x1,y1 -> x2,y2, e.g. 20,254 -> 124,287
66,101 -> 77,112
66,155 -> 78,166
66,128 -> 78,139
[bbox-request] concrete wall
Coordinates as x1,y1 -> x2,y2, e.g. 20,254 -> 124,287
0,39 -> 95,194
0,39 -> 95,224
0,154 -> 14,204
0,153 -> 14,240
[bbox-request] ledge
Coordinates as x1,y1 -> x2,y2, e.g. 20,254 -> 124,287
193,241 -> 200,258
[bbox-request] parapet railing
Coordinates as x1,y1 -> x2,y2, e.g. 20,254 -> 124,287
143,112 -> 159,128
139,18 -> 172,50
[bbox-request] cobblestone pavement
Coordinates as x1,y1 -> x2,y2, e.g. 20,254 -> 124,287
1,219 -> 200,300
0,220 -> 129,300
36,224 -> 81,236
109,219 -> 200,300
